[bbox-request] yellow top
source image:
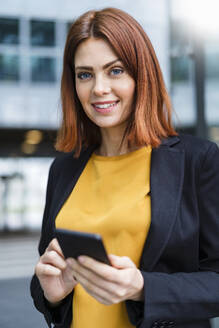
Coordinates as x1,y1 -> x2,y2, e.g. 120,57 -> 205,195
56,146 -> 152,328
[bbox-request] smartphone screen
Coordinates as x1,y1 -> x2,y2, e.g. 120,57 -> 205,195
55,228 -> 110,265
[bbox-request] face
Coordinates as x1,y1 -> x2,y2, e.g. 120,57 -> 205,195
74,38 -> 135,133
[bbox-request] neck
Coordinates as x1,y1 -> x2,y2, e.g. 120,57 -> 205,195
95,126 -> 138,157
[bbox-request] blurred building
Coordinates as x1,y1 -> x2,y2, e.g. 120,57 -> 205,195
170,0 -> 219,140
0,0 -> 218,230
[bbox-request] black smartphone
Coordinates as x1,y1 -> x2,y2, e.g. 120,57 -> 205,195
55,228 -> 110,265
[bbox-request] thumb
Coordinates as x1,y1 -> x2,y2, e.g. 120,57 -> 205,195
108,254 -> 136,269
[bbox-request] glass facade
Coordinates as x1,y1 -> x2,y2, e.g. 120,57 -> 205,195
0,17 -> 19,44
170,1 -> 219,141
169,18 -> 196,127
0,15 -> 66,129
205,39 -> 219,134
171,56 -> 190,82
30,20 -> 55,47
31,56 -> 56,82
0,54 -> 19,81
170,18 -> 192,83
0,16 -> 65,89
206,42 -> 219,80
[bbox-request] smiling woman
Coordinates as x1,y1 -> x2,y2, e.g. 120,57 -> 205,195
55,7 -> 177,157
30,7 -> 219,328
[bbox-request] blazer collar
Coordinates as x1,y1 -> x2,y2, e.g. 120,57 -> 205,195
161,135 -> 180,147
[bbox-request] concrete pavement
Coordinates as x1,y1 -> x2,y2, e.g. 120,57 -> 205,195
0,277 -> 46,328
0,232 -> 47,327
0,232 -> 39,279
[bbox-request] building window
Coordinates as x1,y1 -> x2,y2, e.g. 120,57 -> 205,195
171,56 -> 190,83
170,18 -> 191,83
31,56 -> 56,82
170,19 -> 190,51
206,47 -> 219,80
0,54 -> 19,81
0,17 -> 19,45
31,20 -> 55,47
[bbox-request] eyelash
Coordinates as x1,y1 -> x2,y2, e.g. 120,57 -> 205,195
77,67 -> 124,80
110,67 -> 124,76
77,72 -> 92,80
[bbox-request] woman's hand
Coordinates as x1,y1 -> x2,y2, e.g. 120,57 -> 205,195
67,254 -> 144,305
35,238 -> 78,305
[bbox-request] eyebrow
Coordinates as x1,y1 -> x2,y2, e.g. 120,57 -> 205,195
75,59 -> 121,71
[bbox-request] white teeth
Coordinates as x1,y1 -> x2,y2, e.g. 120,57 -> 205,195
94,102 -> 117,109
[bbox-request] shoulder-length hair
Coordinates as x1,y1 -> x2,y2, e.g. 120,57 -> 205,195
55,7 -> 177,157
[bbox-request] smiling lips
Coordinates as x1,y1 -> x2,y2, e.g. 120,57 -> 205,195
92,100 -> 119,113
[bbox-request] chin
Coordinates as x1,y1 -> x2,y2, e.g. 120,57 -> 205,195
94,120 -> 123,129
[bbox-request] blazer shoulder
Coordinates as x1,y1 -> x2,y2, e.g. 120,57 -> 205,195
52,151 -> 79,171
49,146 -> 96,179
177,133 -> 218,154
50,150 -> 86,176
176,133 -> 219,172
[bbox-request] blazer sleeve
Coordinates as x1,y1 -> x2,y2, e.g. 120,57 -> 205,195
126,142 -> 219,327
30,159 -> 73,327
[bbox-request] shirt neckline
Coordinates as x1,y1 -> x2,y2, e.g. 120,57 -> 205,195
91,145 -> 151,161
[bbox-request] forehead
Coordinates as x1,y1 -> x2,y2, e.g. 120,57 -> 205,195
74,38 -> 118,67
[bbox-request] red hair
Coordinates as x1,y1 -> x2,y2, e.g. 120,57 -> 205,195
55,7 -> 177,157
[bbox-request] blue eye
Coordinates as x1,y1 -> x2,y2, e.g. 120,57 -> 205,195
111,68 -> 123,76
77,72 -> 92,80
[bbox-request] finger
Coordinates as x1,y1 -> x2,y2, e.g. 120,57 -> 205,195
66,259 -> 78,282
46,238 -> 64,258
36,262 -> 61,276
85,288 -> 113,305
64,263 -> 79,286
90,294 -> 112,305
72,269 -> 119,305
41,250 -> 67,270
70,259 -> 139,302
76,256 -> 119,282
68,258 -> 118,293
108,255 -> 136,269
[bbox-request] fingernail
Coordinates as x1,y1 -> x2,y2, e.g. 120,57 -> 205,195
67,258 -> 75,266
78,256 -> 85,263
66,258 -> 72,264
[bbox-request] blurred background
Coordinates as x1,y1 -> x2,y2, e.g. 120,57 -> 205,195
0,0 -> 218,327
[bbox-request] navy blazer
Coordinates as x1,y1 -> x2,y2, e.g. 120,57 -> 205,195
30,134 -> 219,328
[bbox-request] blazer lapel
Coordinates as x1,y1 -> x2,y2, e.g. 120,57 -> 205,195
50,145 -> 97,232
140,137 -> 185,271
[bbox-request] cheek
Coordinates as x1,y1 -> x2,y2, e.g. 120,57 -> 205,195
75,83 -> 90,105
115,78 -> 135,99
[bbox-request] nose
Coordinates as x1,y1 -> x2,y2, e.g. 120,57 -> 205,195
92,75 -> 111,96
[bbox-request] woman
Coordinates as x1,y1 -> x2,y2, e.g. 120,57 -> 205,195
30,7 -> 219,328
